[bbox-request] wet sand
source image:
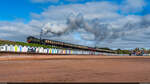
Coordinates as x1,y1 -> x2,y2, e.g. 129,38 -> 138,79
0,55 -> 150,82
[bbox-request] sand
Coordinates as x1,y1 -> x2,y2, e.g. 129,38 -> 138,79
0,55 -> 150,82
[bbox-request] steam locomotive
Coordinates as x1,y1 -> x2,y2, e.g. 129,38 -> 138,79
27,36 -> 115,54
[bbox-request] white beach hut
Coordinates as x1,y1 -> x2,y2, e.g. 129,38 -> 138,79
36,47 -> 40,53
39,47 -> 44,53
44,49 -> 47,53
54,49 -> 57,54
54,48 -> 57,54
57,49 -> 61,54
6,45 -> 11,52
22,46 -> 28,52
4,44 -> 9,52
0,45 -> 6,51
56,49 -> 59,54
57,49 -> 60,54
9,45 -> 14,52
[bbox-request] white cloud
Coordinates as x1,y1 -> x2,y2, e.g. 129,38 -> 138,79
121,0 -> 146,13
31,0 -> 59,3
31,0 -> 84,3
0,21 -> 40,41
31,1 -> 120,22
0,0 -> 150,49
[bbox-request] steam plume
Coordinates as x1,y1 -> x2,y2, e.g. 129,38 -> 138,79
41,13 -> 150,47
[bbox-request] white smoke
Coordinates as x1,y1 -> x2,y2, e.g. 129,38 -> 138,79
41,13 -> 150,46
42,22 -> 67,35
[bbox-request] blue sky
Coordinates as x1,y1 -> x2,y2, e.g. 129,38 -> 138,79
0,0 -> 46,21
1,0 -> 149,21
0,0 -> 150,49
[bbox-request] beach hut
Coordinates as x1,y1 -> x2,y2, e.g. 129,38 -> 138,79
54,48 -> 57,54
55,49 -> 57,54
53,49 -> 56,54
80,51 -> 82,54
9,45 -> 14,52
52,48 -> 56,54
3,44 -> 9,52
18,45 -> 23,52
73,50 -> 76,54
78,51 -> 80,54
72,50 -> 74,54
63,50 -> 66,54
6,45 -> 11,52
14,45 -> 19,52
75,50 -> 77,54
27,46 -> 36,53
56,49 -> 59,54
27,46 -> 31,52
68,50 -> 71,54
79,51 -> 81,54
51,48 -> 54,54
57,49 -> 60,54
68,50 -> 70,54
66,50 -> 68,54
22,46 -> 28,52
65,50 -> 68,54
5,44 -> 8,51
65,50 -> 67,54
47,48 -> 50,54
70,50 -> 72,54
32,47 -> 36,53
55,49 -> 58,54
44,49 -> 47,53
84,51 -> 86,54
83,51 -> 85,54
0,45 -> 6,51
76,51 -> 79,54
36,47 -> 40,53
61,49 -> 63,54
82,51 -> 84,54
39,47 -> 44,53
58,49 -> 62,54
49,48 -> 52,54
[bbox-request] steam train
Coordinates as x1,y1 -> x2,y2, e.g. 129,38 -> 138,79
27,36 -> 115,54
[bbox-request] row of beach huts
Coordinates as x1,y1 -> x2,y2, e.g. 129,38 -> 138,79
0,44 -> 108,55
2,44 -> 147,56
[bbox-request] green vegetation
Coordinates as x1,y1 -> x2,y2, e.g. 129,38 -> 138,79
0,40 -> 59,49
98,47 -> 112,50
115,49 -> 131,54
